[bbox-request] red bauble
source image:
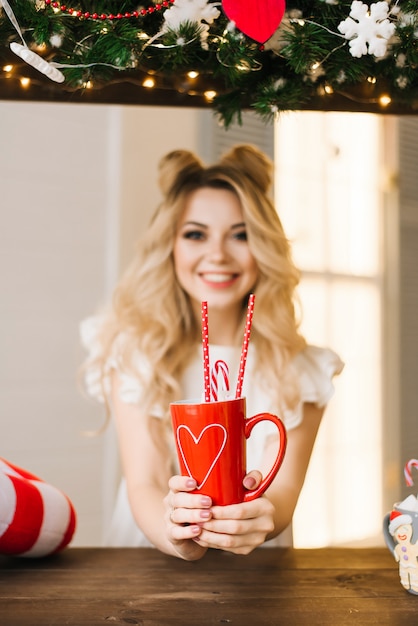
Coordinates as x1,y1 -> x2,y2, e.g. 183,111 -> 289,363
222,0 -> 286,44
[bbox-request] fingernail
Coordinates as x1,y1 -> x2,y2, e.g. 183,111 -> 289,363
200,510 -> 211,519
200,496 -> 212,507
186,479 -> 197,489
244,476 -> 256,489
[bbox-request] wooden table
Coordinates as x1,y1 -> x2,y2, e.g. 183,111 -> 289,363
0,547 -> 417,625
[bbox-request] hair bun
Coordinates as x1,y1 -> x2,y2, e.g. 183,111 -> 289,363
158,150 -> 203,196
221,144 -> 273,193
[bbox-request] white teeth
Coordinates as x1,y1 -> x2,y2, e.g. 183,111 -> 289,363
203,273 -> 234,283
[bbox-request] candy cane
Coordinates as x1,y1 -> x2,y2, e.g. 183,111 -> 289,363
404,458 -> 418,487
211,360 -> 230,402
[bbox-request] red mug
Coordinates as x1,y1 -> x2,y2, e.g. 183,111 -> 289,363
170,397 -> 287,506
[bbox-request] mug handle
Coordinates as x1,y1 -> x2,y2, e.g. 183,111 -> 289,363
382,512 -> 396,557
243,413 -> 287,502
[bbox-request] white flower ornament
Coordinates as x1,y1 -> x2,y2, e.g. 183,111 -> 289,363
338,0 -> 396,58
162,0 -> 221,49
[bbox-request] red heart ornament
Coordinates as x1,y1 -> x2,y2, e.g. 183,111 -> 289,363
222,0 -> 286,44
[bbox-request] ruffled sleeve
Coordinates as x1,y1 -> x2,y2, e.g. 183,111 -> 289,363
281,345 -> 344,430
80,315 -> 154,409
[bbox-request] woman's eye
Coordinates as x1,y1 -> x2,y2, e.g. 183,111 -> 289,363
182,230 -> 205,241
233,230 -> 248,241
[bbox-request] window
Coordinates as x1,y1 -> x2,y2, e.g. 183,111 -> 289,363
275,112 -> 384,546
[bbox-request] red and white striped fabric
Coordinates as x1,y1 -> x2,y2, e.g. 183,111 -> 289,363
0,458 -> 76,557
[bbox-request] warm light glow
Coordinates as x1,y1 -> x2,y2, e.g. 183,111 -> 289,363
324,84 -> 334,94
33,43 -> 47,53
311,62 -> 320,71
379,94 -> 391,107
3,64 -> 13,72
187,71 -> 199,79
204,90 -> 217,101
142,77 -> 155,89
20,77 -> 30,88
83,80 -> 93,89
367,76 -> 377,84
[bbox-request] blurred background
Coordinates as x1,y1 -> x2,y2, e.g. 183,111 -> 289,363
1,102 -> 417,548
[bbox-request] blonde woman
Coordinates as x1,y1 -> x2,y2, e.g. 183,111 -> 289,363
81,145 -> 343,561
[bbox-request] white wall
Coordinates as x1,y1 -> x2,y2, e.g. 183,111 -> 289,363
0,101 -> 209,545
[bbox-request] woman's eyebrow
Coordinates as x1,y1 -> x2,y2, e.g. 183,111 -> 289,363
182,221 -> 208,228
181,221 -> 246,229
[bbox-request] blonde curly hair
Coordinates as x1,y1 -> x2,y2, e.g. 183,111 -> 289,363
82,144 -> 306,422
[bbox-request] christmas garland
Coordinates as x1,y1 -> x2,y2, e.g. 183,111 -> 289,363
0,0 -> 417,126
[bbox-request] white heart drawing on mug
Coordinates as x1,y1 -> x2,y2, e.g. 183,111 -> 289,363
176,424 -> 228,489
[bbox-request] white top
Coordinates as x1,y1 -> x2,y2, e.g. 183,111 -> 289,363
80,317 -> 344,548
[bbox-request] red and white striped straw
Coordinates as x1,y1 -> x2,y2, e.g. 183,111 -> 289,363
211,360 -> 230,402
235,294 -> 255,399
201,301 -> 211,402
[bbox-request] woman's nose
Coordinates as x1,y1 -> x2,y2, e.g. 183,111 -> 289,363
206,237 -> 228,262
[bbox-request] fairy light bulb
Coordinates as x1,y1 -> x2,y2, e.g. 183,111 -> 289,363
324,84 -> 334,94
367,76 -> 377,84
83,80 -> 93,89
3,64 -> 13,72
204,90 -> 217,101
379,94 -> 391,107
20,77 -> 30,88
187,71 -> 198,79
142,77 -> 155,88
33,43 -> 47,53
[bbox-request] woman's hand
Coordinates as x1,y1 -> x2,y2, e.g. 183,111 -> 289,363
163,475 -> 213,560
192,494 -> 275,555
164,470 -> 273,557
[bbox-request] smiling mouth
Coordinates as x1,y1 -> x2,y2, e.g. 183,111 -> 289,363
398,534 -> 407,541
200,273 -> 238,283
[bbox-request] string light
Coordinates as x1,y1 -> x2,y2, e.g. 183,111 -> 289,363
3,64 -> 13,72
187,71 -> 198,79
379,95 -> 391,107
20,76 -> 30,88
204,90 -> 217,101
142,77 -> 155,88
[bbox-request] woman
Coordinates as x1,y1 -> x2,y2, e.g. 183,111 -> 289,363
81,144 -> 343,561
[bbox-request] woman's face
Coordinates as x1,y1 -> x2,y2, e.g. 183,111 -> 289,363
173,187 -> 259,318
